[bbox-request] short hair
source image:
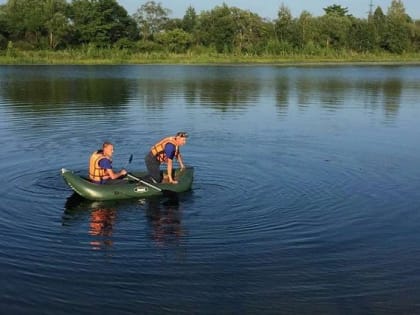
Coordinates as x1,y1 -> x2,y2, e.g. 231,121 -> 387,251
102,141 -> 113,148
176,131 -> 189,138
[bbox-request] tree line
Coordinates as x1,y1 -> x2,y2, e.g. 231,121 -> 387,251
0,0 -> 419,55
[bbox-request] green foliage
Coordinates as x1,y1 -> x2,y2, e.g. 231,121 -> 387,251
70,0 -> 138,46
197,4 -> 267,54
0,0 -> 419,58
182,6 -> 197,33
275,4 -> 294,43
294,11 -> 315,49
197,4 -> 236,53
112,38 -> 134,49
412,21 -> 420,51
0,35 -> 7,50
135,40 -> 164,53
348,19 -> 376,52
155,28 -> 192,53
323,4 -> 349,17
383,0 -> 411,53
316,13 -> 352,49
133,1 -> 171,40
6,40 -> 15,56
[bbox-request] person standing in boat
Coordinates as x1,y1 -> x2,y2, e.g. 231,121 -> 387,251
145,132 -> 188,184
89,141 -> 127,184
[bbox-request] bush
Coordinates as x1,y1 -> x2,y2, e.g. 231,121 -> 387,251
134,40 -> 164,53
0,34 -> 7,50
114,38 -> 136,49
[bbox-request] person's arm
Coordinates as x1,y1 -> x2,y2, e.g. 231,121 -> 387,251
100,158 -> 127,179
166,158 -> 178,184
164,143 -> 178,184
177,153 -> 185,170
105,168 -> 127,179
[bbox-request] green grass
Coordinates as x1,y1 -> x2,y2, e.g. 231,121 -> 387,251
1,49 -> 420,65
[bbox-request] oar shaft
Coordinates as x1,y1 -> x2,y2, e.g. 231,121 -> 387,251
127,173 -> 162,192
124,154 -> 133,169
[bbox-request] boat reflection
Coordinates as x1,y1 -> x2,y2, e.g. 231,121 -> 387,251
62,192 -> 185,249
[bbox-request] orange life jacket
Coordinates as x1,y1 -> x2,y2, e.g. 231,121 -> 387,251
150,137 -> 179,163
89,150 -> 111,182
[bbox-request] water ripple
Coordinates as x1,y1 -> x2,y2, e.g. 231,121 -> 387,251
2,65 -> 420,314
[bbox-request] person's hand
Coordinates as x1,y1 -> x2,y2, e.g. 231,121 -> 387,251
121,169 -> 127,176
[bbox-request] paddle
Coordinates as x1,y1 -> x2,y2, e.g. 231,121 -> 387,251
124,154 -> 133,169
126,173 -> 178,198
126,173 -> 163,191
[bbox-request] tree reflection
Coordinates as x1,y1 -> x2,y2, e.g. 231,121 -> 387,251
184,79 -> 259,112
383,79 -> 402,118
275,76 -> 290,114
1,69 -> 132,117
286,70 -> 405,121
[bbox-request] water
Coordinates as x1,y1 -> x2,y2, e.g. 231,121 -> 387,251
0,65 -> 419,314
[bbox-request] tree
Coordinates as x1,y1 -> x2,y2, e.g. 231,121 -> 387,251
231,7 -> 267,54
70,0 -> 138,46
295,10 -> 315,49
133,1 -> 171,41
348,18 -> 376,52
0,4 -> 9,48
182,6 -> 197,33
196,4 -> 267,54
275,4 -> 294,44
383,0 -> 411,53
43,0 -> 70,49
196,4 -> 236,53
316,12 -> 352,50
5,0 -> 47,47
155,28 -> 192,53
412,20 -> 420,51
323,4 -> 349,17
371,6 -> 387,50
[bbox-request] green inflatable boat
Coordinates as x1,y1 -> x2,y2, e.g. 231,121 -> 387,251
61,167 -> 194,201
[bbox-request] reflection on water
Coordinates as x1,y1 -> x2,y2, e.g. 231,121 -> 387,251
63,193 -> 184,250
145,196 -> 184,246
383,79 -> 402,118
89,208 -> 116,250
1,65 -> 418,122
1,65 -> 420,314
185,79 -> 258,111
2,78 -> 132,111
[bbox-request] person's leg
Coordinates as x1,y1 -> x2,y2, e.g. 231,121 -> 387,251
145,152 -> 162,183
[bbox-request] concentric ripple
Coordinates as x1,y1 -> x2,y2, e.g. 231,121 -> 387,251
1,65 -> 420,314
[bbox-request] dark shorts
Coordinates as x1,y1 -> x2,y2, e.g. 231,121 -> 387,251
145,152 -> 162,183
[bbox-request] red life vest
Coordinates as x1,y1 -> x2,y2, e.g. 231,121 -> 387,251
150,137 -> 179,163
89,151 -> 111,182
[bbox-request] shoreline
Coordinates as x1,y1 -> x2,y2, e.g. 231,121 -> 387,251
1,52 -> 420,66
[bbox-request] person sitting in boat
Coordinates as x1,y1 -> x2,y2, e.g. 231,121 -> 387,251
145,132 -> 188,184
89,142 -> 127,184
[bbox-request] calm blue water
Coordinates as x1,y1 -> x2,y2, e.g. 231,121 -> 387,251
0,65 -> 420,314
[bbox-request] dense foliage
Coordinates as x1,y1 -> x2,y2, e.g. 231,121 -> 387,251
0,0 -> 419,57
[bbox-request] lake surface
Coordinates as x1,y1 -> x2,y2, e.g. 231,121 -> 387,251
0,64 -> 419,314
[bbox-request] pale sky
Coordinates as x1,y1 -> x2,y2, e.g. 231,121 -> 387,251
118,0 -> 420,19
0,0 -> 418,19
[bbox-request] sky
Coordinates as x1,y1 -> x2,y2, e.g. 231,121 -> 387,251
118,0 -> 420,20
0,0 -> 418,19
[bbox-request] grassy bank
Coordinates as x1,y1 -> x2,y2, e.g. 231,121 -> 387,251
1,49 -> 420,65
